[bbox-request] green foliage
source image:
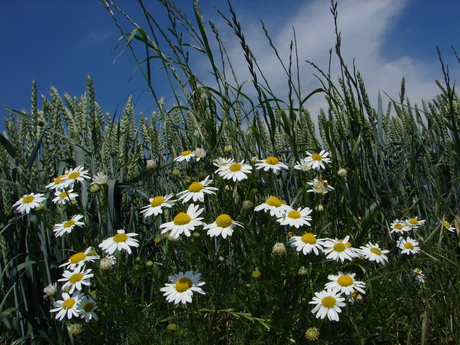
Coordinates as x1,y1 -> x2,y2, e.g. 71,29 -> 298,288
1,0 -> 460,344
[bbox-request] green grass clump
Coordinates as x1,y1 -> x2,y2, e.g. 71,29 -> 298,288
1,0 -> 460,344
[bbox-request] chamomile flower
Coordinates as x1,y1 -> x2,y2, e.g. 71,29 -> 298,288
160,204 -> 205,239
50,292 -> 82,321
78,295 -> 98,322
305,327 -> 320,340
255,156 -> 288,174
58,266 -> 93,294
289,232 -> 325,255
46,174 -> 69,190
405,217 -> 426,229
389,219 -> 411,234
59,247 -> 100,270
92,172 -> 109,185
304,150 -> 332,170
325,272 -> 366,295
293,159 -> 312,172
307,179 -> 334,194
322,236 -> 358,262
442,220 -> 456,233
160,270 -> 206,305
13,193 -> 46,214
359,242 -> 389,265
212,157 -> 234,169
99,255 -> 116,270
276,207 -> 313,228
397,237 -> 420,255
176,176 -> 218,203
98,229 -> 139,255
309,288 -> 346,322
217,161 -> 252,181
174,150 -> 195,162
254,196 -> 291,218
141,194 -> 176,217
52,189 -> 78,205
53,215 -> 85,237
203,214 -> 243,239
64,166 -> 90,187
412,268 -> 426,283
193,148 -> 206,161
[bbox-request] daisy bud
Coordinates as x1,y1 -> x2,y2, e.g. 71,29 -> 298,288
305,327 -> 320,340
337,168 -> 347,177
272,242 -> 286,255
146,159 -> 157,169
89,184 -> 100,193
298,266 -> 308,276
315,204 -> 324,212
223,145 -> 233,153
172,169 -> 181,176
67,324 -> 83,335
242,200 -> 254,210
251,270 -> 261,279
43,284 -> 57,297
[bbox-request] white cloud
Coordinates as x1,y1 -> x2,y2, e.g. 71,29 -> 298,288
198,0 -> 452,117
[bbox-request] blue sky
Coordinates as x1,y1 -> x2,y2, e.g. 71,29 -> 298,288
1,0 -> 459,130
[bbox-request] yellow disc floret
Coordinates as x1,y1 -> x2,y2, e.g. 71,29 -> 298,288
174,212 -> 192,225
175,277 -> 192,292
215,214 -> 233,228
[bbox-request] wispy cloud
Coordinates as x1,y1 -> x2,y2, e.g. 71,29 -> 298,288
79,28 -> 116,47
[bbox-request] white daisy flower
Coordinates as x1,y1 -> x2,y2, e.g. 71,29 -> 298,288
412,268 -> 425,283
58,266 -> 93,294
92,172 -> 109,185
404,217 -> 426,229
254,196 -> 291,218
309,288 -> 346,322
59,247 -> 100,270
276,207 -> 312,228
53,214 -> 85,237
99,255 -> 116,270
13,193 -> 46,214
322,236 -> 358,262
289,232 -> 324,255
212,157 -> 234,169
64,166 -> 91,187
50,292 -> 82,321
203,214 -> 243,239
255,156 -> 289,174
160,270 -> 206,305
52,189 -> 78,205
293,159 -> 312,172
193,148 -> 206,161
325,272 -> 366,295
442,220 -> 456,233
141,194 -> 176,217
46,174 -> 69,190
174,150 -> 195,162
359,242 -> 389,265
98,229 -> 139,255
389,219 -> 411,234
304,150 -> 332,170
217,161 -> 252,181
176,176 -> 218,203
397,237 -> 420,255
307,179 -> 334,194
160,204 -> 205,239
78,295 -> 98,322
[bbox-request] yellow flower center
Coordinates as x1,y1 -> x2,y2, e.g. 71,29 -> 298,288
181,150 -> 192,156
321,296 -> 336,308
215,214 -> 233,228
175,277 -> 192,292
311,153 -> 323,161
113,233 -> 128,243
22,195 -> 35,203
404,242 -> 414,250
69,252 -> 86,264
287,210 -> 301,219
188,182 -> 204,193
54,175 -> 66,184
63,220 -> 76,228
69,273 -> 84,284
394,223 -> 403,230
83,302 -> 95,312
151,196 -> 165,207
301,233 -> 316,244
67,172 -> 81,180
62,298 -> 76,310
444,221 -> 451,228
337,275 -> 353,287
265,197 -> 282,207
408,218 -> 419,225
174,212 -> 191,225
265,157 -> 279,165
333,242 -> 346,252
370,247 -> 382,256
229,163 -> 242,172
59,191 -> 69,198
